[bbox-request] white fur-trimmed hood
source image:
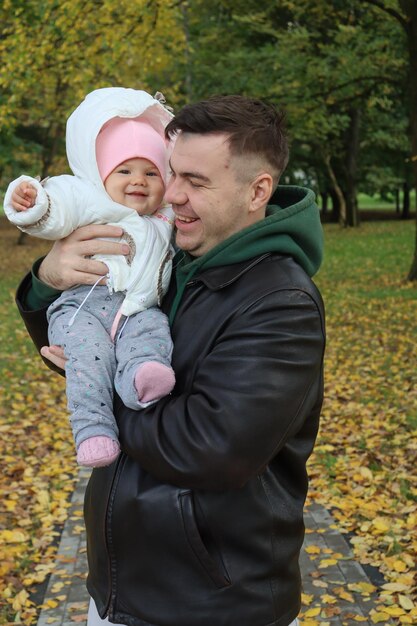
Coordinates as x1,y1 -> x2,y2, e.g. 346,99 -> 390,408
66,87 -> 174,188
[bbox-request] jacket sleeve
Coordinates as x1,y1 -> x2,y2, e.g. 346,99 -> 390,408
116,288 -> 325,490
15,271 -> 64,375
4,175 -> 102,240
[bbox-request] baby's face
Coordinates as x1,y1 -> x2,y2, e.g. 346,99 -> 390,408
104,157 -> 165,215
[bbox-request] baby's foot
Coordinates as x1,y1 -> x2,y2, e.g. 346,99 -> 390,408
77,436 -> 120,468
134,361 -> 175,404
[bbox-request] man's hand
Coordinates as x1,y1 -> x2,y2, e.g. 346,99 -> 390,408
38,224 -> 130,290
40,345 -> 67,370
12,182 -> 37,211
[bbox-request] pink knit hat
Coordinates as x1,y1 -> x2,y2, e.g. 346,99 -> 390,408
96,117 -> 168,182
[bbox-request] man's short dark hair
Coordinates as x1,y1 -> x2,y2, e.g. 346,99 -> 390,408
165,95 -> 289,183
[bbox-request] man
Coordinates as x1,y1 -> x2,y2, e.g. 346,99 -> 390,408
16,95 -> 325,626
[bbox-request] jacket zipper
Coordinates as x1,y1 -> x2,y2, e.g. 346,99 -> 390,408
103,454 -> 124,619
187,253 -> 272,290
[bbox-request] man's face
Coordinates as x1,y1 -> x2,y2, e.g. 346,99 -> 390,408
165,133 -> 258,257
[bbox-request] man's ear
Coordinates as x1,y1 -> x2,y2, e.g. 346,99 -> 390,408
249,173 -> 274,213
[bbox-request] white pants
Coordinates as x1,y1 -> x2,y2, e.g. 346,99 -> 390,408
88,597 -> 300,626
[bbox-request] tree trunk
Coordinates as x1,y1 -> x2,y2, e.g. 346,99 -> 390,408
324,154 -> 347,227
364,0 -> 417,275
402,181 -> 410,218
401,0 -> 417,278
17,124 -> 62,245
407,226 -> 417,280
395,188 -> 400,213
321,191 -> 329,214
17,230 -> 27,245
329,188 -> 340,222
344,108 -> 361,227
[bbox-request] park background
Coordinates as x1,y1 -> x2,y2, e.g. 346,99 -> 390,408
0,1 -> 416,625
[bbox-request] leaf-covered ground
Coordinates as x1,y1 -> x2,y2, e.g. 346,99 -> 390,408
0,218 -> 416,625
303,222 -> 417,625
0,221 -> 77,624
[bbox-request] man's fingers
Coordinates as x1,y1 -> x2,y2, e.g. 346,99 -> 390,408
77,239 -> 130,258
37,224 -> 130,290
69,224 -> 124,241
57,225 -> 130,258
40,345 -> 67,370
71,271 -> 108,286
45,345 -> 66,359
76,258 -> 110,276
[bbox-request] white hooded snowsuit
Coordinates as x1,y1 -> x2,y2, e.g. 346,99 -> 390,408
4,88 -> 175,452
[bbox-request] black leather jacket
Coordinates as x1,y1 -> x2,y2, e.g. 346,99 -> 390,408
17,252 -> 325,626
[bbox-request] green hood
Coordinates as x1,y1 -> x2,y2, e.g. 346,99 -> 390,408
169,185 -> 323,324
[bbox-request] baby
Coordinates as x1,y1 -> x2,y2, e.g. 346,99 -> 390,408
4,88 -> 176,468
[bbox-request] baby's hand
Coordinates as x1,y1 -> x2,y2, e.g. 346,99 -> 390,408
11,182 -> 37,211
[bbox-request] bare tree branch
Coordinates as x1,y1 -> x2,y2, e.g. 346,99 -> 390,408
361,0 -> 408,31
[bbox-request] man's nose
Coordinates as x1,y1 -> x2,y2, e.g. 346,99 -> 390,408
165,177 -> 187,204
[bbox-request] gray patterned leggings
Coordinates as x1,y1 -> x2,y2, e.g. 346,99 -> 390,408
47,285 -> 173,448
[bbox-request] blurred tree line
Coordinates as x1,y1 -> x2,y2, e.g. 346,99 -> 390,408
0,0 -> 416,276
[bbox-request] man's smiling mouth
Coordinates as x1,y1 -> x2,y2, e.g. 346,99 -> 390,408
176,214 -> 198,223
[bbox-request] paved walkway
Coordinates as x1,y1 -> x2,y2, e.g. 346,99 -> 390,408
36,470 -> 392,626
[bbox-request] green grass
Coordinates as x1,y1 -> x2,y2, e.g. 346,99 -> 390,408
358,191 -> 416,211
316,220 -> 416,304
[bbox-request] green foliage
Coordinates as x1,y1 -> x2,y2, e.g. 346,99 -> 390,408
0,0 -> 185,184
1,0 -> 416,263
176,0 -> 412,222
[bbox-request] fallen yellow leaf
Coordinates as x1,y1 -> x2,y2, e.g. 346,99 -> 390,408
393,559 -> 408,572
45,600 -> 58,609
372,517 -> 390,532
348,582 -> 376,594
383,606 -> 405,617
359,467 -> 373,480
322,594 -> 337,604
371,612 -> 390,624
381,583 -> 410,593
337,589 -> 355,603
398,595 -> 415,611
319,558 -> 338,568
0,529 -> 28,543
12,590 -> 29,612
301,593 -> 314,605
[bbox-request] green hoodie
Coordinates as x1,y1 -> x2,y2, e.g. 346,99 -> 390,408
25,185 -> 323,321
168,185 -> 323,324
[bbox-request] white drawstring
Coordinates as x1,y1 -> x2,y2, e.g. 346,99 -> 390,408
117,315 -> 130,341
68,275 -> 107,327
